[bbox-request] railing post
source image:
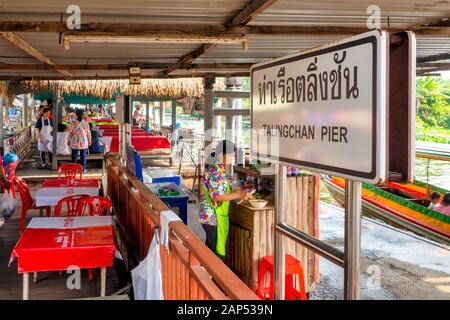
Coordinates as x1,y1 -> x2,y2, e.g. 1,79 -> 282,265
344,179 -> 362,300
274,164 -> 287,300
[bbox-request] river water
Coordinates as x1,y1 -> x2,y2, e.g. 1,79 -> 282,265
415,157 -> 450,190
315,156 -> 450,300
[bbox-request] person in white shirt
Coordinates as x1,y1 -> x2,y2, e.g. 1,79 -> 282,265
56,123 -> 71,156
428,191 -> 441,210
133,105 -> 145,125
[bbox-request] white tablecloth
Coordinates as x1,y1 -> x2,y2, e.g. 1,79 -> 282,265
35,187 -> 99,207
27,216 -> 113,229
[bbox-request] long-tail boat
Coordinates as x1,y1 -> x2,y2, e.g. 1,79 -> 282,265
322,176 -> 450,244
416,141 -> 450,161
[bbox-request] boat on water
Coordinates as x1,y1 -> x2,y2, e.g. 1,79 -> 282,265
416,141 -> 450,161
322,176 -> 450,244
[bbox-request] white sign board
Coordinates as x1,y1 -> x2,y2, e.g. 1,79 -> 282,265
251,30 -> 388,183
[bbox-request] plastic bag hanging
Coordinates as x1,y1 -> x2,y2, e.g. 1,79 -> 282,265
131,231 -> 164,300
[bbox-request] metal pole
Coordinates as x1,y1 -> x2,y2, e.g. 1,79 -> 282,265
225,90 -> 234,142
213,97 -> 221,139
274,164 -> 287,300
152,101 -> 157,128
171,100 -> 177,149
52,89 -> 61,169
203,76 -> 215,150
234,83 -> 242,148
159,101 -> 164,127
344,179 -> 362,300
276,223 -> 345,267
145,101 -> 150,132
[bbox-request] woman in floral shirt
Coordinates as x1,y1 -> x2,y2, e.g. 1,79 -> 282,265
199,140 -> 253,259
68,109 -> 91,172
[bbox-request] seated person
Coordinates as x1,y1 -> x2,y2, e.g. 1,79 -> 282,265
428,191 -> 441,210
435,193 -> 450,216
88,122 -> 105,154
57,123 -> 71,155
0,154 -> 11,190
2,152 -> 19,181
2,152 -> 19,168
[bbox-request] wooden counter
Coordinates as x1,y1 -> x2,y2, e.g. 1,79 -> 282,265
226,175 -> 319,293
226,201 -> 275,290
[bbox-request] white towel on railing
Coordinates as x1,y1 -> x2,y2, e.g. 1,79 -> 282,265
160,210 -> 182,251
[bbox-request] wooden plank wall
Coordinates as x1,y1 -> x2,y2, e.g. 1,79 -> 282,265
227,174 -> 319,294
285,175 -> 319,292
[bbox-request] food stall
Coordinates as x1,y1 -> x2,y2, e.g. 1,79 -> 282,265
226,163 -> 320,293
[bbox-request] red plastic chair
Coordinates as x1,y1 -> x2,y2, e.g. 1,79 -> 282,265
2,163 -> 17,199
256,254 -> 307,300
14,177 -> 51,232
77,196 -> 111,216
77,196 -> 112,281
57,163 -> 83,180
54,194 -> 90,217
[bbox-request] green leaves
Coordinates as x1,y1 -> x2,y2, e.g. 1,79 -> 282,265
416,76 -> 450,130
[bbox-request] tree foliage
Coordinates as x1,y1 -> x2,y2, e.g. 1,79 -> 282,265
416,76 -> 450,129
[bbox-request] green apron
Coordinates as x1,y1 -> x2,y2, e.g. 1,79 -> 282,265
201,163 -> 231,257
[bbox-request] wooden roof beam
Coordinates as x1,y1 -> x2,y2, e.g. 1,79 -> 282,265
417,52 -> 450,63
0,32 -> 73,77
0,71 -> 251,81
162,0 -> 279,75
0,21 -> 449,36
417,62 -> 450,68
0,62 -> 253,71
160,43 -> 218,75
228,0 -> 280,26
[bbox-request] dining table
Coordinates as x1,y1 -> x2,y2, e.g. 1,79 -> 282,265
35,178 -> 100,208
9,216 -> 116,300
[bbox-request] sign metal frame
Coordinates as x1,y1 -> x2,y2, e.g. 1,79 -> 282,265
251,30 -> 388,184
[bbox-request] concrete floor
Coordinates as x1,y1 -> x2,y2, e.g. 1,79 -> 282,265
15,151 -> 103,182
311,202 -> 450,300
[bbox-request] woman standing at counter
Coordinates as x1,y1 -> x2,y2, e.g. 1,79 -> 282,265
199,140 -> 253,259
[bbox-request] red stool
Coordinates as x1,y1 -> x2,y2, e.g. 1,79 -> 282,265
256,254 -> 307,300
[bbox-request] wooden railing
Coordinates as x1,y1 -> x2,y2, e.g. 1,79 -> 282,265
2,126 -> 35,161
105,154 -> 258,300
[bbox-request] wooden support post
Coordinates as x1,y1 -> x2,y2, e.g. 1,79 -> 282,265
203,76 -> 215,151
100,267 -> 106,297
52,90 -> 61,170
23,272 -> 29,300
23,94 -> 28,127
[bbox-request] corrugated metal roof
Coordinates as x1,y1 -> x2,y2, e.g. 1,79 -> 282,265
250,0 -> 450,27
196,34 -> 450,65
15,32 -> 201,65
0,0 -> 448,78
0,0 -> 250,25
